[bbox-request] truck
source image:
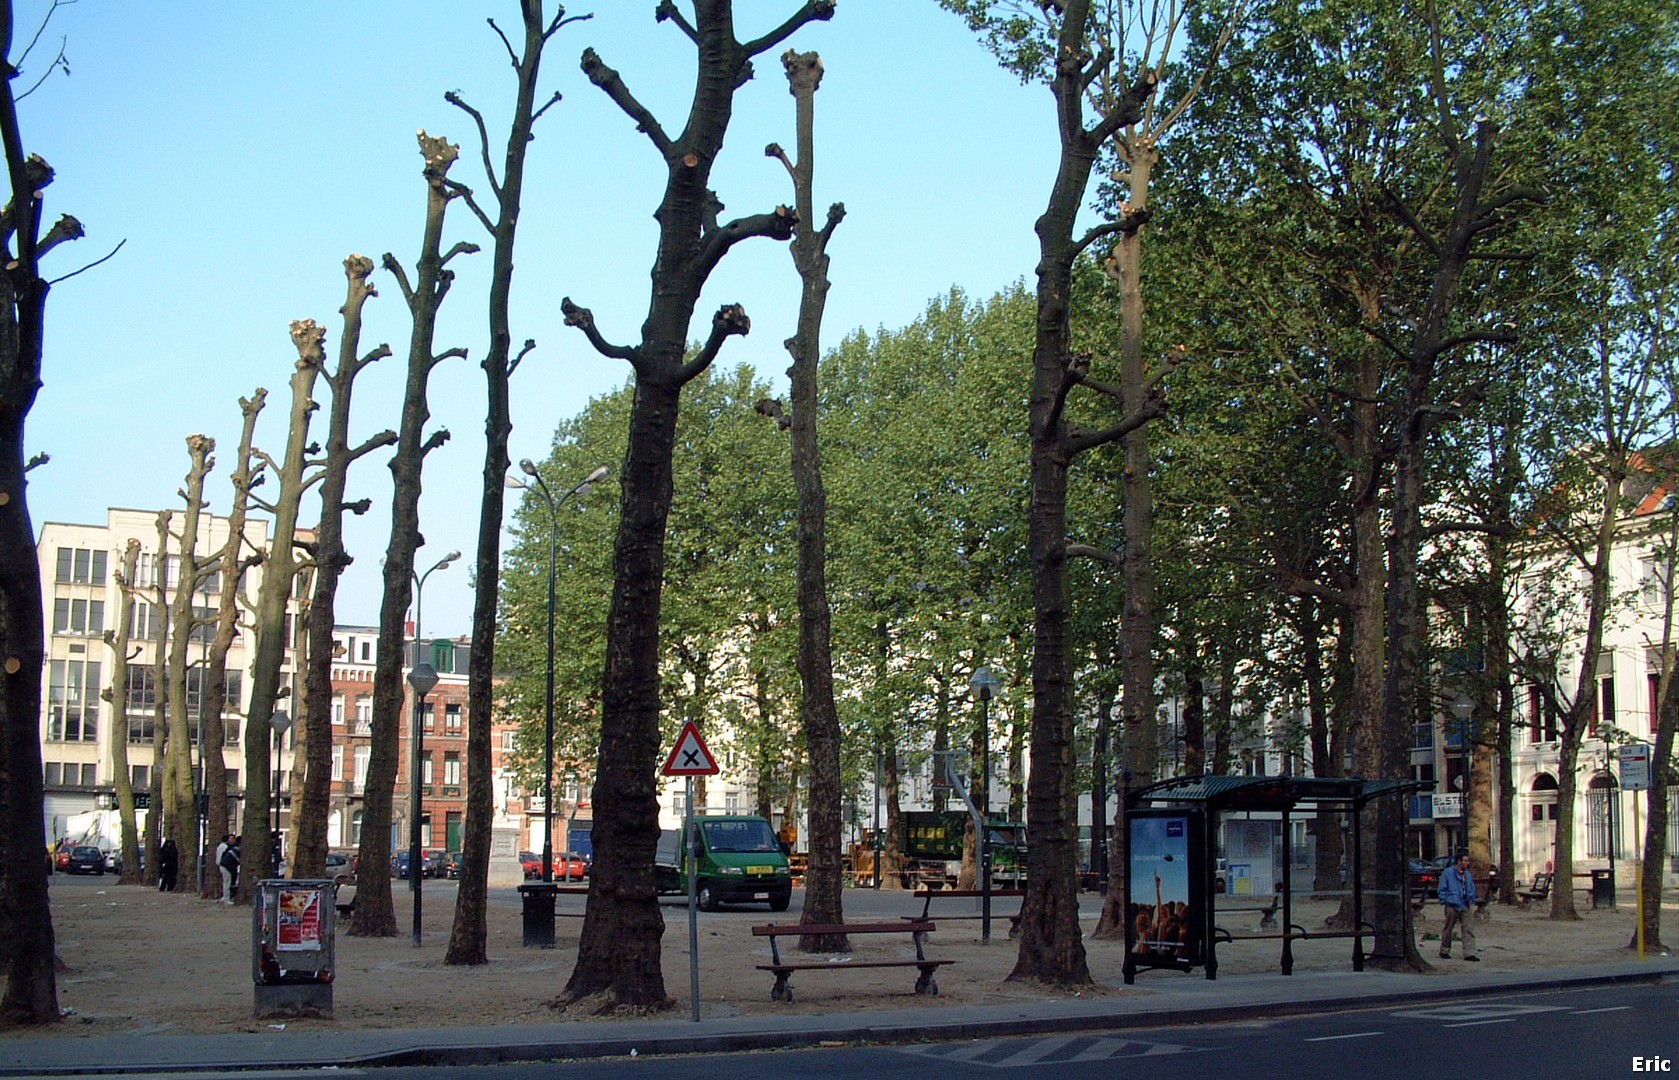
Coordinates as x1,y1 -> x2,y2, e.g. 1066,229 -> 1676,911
895,811 -> 1027,890
654,814 -> 792,912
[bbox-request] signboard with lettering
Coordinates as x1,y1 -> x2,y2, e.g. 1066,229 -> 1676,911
1432,792 -> 1463,818
1619,743 -> 1651,791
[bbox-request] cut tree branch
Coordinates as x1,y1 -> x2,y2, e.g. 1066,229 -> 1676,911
742,0 -> 836,59
381,253 -> 416,304
420,428 -> 452,457
580,48 -> 673,157
654,0 -> 699,44
688,205 -> 797,286
444,89 -> 501,200
507,338 -> 536,377
443,180 -> 495,233
560,297 -> 639,364
678,303 -> 751,384
1066,542 -> 1122,567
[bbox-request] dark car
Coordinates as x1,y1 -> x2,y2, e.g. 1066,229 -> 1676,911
64,845 -> 105,875
423,850 -> 449,879
393,850 -> 414,879
1408,858 -> 1443,905
519,851 -> 541,880
441,851 -> 463,879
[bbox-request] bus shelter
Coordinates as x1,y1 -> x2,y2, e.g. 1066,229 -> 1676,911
1121,775 -> 1424,983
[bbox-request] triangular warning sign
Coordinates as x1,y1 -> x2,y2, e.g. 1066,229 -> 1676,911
662,720 -> 720,776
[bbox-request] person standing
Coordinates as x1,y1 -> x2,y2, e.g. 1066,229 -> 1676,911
1438,852 -> 1479,961
157,838 -> 179,892
215,834 -> 237,905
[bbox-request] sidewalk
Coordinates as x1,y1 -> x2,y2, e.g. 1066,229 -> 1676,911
8,875 -> 1676,1075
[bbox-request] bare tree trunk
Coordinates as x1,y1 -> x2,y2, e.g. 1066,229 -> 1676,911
239,323 -> 326,898
557,0 -> 827,1010
103,541 -> 144,886
164,437 -> 213,894
200,393 -> 264,900
294,257 -> 393,882
768,47 -> 848,957
446,0 -> 577,969
353,131 -> 466,938
144,513 -> 171,886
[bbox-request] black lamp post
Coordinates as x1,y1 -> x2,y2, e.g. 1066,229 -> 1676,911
270,709 -> 292,843
406,662 -> 438,948
969,666 -> 1000,941
513,460 -> 608,883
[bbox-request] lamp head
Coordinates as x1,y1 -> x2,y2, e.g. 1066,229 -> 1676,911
271,710 -> 293,736
519,459 -> 540,478
407,662 -> 439,696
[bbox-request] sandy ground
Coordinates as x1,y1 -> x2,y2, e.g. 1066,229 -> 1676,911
22,872 -> 1675,1038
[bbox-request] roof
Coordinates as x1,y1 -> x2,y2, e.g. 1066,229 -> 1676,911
1128,774 -> 1426,812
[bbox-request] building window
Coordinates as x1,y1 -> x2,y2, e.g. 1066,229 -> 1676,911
419,702 -> 433,732
444,753 -> 461,787
353,697 -> 372,735
1642,552 -> 1666,606
1586,775 -> 1619,858
56,547 -> 107,585
49,762 -> 97,787
1412,720 -> 1434,750
422,753 -> 434,786
331,696 -> 345,726
445,704 -> 462,734
331,745 -> 343,782
359,640 -> 371,662
351,810 -> 364,845
131,764 -> 149,789
1593,672 -> 1615,737
1651,673 -> 1663,735
431,639 -> 454,674
501,731 -> 516,751
52,598 -> 105,637
1527,687 -> 1559,743
353,747 -> 370,793
47,659 -> 100,742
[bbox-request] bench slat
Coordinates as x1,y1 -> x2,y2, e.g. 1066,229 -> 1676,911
758,959 -> 954,972
752,921 -> 932,936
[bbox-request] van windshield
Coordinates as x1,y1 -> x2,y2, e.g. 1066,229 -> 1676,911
700,819 -> 779,854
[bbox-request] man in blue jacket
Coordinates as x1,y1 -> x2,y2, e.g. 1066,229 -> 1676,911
1438,853 -> 1479,960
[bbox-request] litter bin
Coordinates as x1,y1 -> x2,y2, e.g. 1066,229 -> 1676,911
1590,869 -> 1616,909
519,882 -> 558,948
253,879 -> 336,1018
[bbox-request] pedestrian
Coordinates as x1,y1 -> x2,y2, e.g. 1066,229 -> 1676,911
1438,852 -> 1479,961
157,837 -> 179,892
215,833 -> 238,905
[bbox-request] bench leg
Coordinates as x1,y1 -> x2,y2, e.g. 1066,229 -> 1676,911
770,971 -> 794,1003
914,965 -> 939,996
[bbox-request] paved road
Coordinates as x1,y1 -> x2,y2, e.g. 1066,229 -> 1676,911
81,981 -> 1674,1079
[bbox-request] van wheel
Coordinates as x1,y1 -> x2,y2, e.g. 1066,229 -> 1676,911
769,892 -> 790,912
698,883 -> 719,912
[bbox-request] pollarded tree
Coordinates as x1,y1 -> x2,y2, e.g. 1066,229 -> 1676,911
760,46 -> 847,952
443,0 -> 586,967
352,131 -> 473,938
554,0 -> 832,1010
0,0 -> 81,1021
162,435 -> 215,894
291,256 -> 395,882
100,540 -> 144,886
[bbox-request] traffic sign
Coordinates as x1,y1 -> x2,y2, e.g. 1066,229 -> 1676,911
661,721 -> 720,776
1618,743 -> 1651,791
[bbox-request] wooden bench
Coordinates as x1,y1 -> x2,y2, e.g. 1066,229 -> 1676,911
1516,872 -> 1552,906
909,888 -> 1026,937
752,921 -> 953,1003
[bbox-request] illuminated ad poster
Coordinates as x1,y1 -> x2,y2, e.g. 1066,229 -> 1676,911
1128,812 -> 1202,964
275,888 -> 323,952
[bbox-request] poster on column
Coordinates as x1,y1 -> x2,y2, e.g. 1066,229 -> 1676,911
1128,810 -> 1205,966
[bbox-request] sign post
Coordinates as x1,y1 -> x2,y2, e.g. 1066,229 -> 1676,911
1618,743 -> 1651,960
662,720 -> 720,1022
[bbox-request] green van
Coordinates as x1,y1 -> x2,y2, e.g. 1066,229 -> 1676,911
655,814 -> 792,911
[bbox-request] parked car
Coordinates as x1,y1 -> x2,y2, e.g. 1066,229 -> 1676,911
440,851 -> 463,879
423,850 -> 449,879
325,851 -> 354,884
519,851 -> 542,880
393,850 -> 415,880
1408,857 -> 1447,905
63,845 -> 105,876
555,852 -> 589,880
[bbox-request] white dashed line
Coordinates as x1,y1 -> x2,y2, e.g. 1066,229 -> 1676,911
1304,1032 -> 1384,1042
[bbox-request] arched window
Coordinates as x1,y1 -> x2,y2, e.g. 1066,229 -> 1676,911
1529,773 -> 1558,822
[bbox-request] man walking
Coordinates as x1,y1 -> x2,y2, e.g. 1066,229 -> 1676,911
1438,852 -> 1479,961
215,834 -> 238,905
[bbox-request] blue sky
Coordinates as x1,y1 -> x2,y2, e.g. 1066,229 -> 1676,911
22,1 -> 1066,635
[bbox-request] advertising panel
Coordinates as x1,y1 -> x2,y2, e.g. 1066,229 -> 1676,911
1127,810 -> 1205,967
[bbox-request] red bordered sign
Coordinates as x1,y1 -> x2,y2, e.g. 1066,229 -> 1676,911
661,720 -> 720,776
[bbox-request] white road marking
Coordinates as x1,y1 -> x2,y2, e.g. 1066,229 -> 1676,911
1443,1018 -> 1520,1028
1304,1032 -> 1384,1042
1574,1006 -> 1632,1015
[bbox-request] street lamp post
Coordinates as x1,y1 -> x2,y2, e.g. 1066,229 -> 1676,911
969,666 -> 1001,942
406,549 -> 459,896
512,460 -> 608,883
270,709 -> 292,861
406,662 -> 438,948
